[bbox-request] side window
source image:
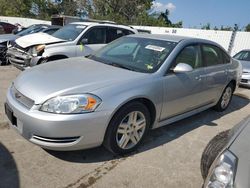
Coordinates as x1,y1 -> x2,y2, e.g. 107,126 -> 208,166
106,28 -> 133,43
175,45 -> 202,69
122,29 -> 135,35
83,27 -> 106,44
202,45 -> 223,66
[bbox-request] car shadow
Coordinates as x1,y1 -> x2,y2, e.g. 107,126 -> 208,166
47,95 -> 249,163
0,142 -> 19,188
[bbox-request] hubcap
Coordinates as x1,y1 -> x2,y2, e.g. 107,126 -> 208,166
116,111 -> 146,150
221,87 -> 232,109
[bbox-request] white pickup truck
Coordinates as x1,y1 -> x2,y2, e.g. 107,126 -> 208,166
7,22 -> 137,70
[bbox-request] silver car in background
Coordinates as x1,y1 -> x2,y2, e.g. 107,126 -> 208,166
201,116 -> 250,188
233,49 -> 250,87
7,22 -> 137,70
5,34 -> 242,154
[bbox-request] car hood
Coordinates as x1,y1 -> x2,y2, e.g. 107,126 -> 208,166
14,57 -> 147,104
0,34 -> 18,43
238,60 -> 250,71
15,33 -> 65,48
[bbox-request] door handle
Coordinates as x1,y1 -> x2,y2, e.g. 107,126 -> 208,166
195,75 -> 206,81
195,76 -> 202,81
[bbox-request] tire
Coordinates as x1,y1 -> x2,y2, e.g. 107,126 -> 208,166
103,102 -> 151,154
38,58 -> 48,65
213,83 -> 234,112
200,130 -> 230,180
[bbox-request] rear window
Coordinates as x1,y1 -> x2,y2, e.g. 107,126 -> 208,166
202,45 -> 224,66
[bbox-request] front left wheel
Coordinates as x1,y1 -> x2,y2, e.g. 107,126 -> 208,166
104,102 -> 151,154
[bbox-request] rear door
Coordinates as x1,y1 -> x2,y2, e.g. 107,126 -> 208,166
160,44 -> 208,120
201,44 -> 230,102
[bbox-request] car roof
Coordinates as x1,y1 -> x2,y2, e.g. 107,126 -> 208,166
129,34 -> 223,47
131,34 -> 191,42
69,22 -> 135,31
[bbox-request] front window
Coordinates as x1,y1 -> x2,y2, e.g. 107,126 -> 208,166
89,37 -> 177,73
52,24 -> 86,41
233,51 -> 250,61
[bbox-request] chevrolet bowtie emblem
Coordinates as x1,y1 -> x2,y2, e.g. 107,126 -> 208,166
15,92 -> 21,99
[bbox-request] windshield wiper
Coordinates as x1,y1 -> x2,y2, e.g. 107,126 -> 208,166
88,56 -> 137,72
109,62 -> 136,71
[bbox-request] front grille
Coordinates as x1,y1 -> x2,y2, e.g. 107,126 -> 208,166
32,135 -> 80,144
7,47 -> 31,66
241,79 -> 248,83
11,86 -> 34,109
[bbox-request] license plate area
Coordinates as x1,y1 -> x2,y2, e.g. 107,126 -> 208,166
4,103 -> 17,126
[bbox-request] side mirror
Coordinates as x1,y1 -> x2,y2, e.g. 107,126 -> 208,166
81,38 -> 88,45
173,63 -> 193,73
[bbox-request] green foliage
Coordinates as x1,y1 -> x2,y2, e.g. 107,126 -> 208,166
0,0 -> 183,27
245,24 -> 250,32
201,23 -> 211,30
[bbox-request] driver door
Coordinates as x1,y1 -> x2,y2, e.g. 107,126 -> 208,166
160,44 -> 209,121
76,26 -> 107,57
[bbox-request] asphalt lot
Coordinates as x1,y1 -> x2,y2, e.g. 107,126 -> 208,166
0,65 -> 249,188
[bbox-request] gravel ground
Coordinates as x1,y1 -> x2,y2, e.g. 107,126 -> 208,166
0,65 -> 249,188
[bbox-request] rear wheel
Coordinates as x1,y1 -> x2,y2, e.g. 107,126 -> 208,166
200,130 -> 230,180
213,83 -> 234,112
104,102 -> 150,154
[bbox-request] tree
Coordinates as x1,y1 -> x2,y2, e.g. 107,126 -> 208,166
90,0 -> 154,24
201,23 -> 211,30
158,9 -> 172,26
0,0 -> 33,17
245,24 -> 250,32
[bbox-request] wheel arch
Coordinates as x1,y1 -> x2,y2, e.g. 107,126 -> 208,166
107,97 -> 157,131
228,79 -> 236,92
47,55 -> 69,62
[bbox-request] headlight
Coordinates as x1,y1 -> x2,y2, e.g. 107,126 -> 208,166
31,44 -> 45,56
40,94 -> 102,114
204,150 -> 238,188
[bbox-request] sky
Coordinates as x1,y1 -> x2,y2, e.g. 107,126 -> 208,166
152,0 -> 250,29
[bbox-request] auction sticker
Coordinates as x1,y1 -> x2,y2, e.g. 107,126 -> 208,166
145,45 -> 165,52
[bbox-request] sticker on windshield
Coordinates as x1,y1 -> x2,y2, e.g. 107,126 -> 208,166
145,45 -> 165,52
76,26 -> 86,29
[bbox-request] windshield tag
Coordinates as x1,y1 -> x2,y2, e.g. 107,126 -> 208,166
145,45 -> 165,52
76,26 -> 86,29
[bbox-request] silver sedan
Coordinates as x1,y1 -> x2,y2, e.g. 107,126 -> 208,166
233,49 -> 250,87
5,34 -> 242,154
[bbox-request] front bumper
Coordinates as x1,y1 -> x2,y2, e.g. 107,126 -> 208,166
5,87 -> 112,151
239,73 -> 250,87
7,47 -> 43,70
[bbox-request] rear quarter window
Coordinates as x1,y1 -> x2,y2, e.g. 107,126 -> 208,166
202,45 -> 224,66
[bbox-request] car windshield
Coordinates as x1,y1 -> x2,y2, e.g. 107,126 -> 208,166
89,37 -> 177,73
17,25 -> 47,36
52,24 -> 86,41
233,51 -> 250,61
